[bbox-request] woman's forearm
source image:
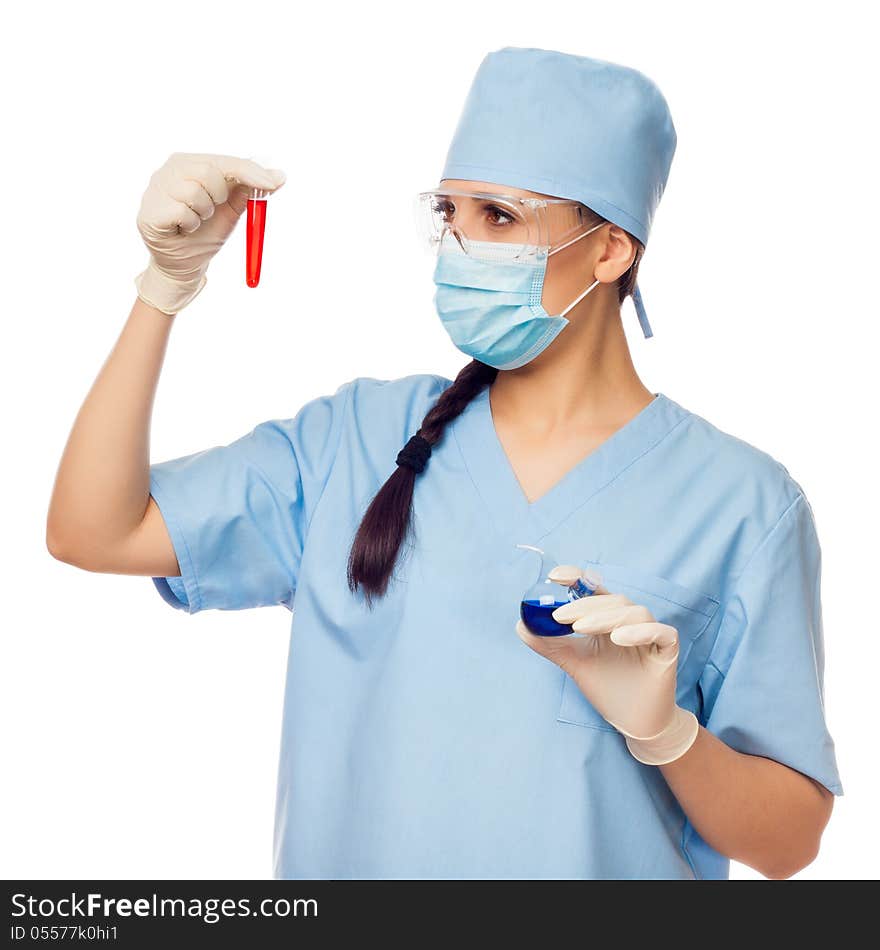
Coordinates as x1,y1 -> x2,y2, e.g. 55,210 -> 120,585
46,297 -> 173,566
658,726 -> 834,878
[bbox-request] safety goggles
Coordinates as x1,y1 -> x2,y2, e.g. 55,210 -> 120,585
413,188 -> 601,263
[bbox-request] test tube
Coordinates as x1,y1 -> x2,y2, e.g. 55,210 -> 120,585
246,187 -> 269,287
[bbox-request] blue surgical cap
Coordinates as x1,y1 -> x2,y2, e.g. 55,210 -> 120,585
439,46 -> 678,339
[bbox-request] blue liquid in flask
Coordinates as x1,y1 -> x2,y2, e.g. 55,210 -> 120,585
520,598 -> 574,637
516,544 -> 603,637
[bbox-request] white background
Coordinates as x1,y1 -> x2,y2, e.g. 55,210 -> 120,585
2,0 -> 877,880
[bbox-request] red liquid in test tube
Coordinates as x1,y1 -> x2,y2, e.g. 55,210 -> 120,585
246,187 -> 269,287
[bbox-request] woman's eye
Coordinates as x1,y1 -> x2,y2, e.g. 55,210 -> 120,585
432,201 -> 455,221
485,204 -> 515,226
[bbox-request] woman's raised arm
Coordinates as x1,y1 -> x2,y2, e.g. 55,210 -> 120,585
46,153 -> 286,576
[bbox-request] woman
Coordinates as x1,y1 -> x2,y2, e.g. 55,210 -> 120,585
47,47 -> 842,880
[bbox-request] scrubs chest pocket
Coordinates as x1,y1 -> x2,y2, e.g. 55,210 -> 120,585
556,562 -> 720,732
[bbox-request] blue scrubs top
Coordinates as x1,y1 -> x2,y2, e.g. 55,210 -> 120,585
148,374 -> 843,880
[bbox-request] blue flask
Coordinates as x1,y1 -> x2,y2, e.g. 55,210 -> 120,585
517,544 -> 604,637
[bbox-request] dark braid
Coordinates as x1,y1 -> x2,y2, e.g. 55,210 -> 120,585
346,359 -> 498,608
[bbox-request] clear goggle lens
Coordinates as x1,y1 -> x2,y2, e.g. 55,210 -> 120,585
413,189 -> 592,262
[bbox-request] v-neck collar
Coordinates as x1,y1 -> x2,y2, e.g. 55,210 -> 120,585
451,384 -> 690,548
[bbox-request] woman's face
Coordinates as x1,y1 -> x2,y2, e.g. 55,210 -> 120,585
438,178 -> 635,319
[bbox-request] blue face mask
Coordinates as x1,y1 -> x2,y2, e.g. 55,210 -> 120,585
431,220 -> 606,370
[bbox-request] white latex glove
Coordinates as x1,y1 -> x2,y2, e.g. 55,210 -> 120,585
134,152 -> 286,315
515,564 -> 699,765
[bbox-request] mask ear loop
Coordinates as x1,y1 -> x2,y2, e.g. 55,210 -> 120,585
547,219 -> 606,256
547,219 -> 606,318
548,219 -> 655,338
558,278 -> 601,318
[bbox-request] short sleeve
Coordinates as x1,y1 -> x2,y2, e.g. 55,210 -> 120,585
698,492 -> 844,796
148,379 -> 353,614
